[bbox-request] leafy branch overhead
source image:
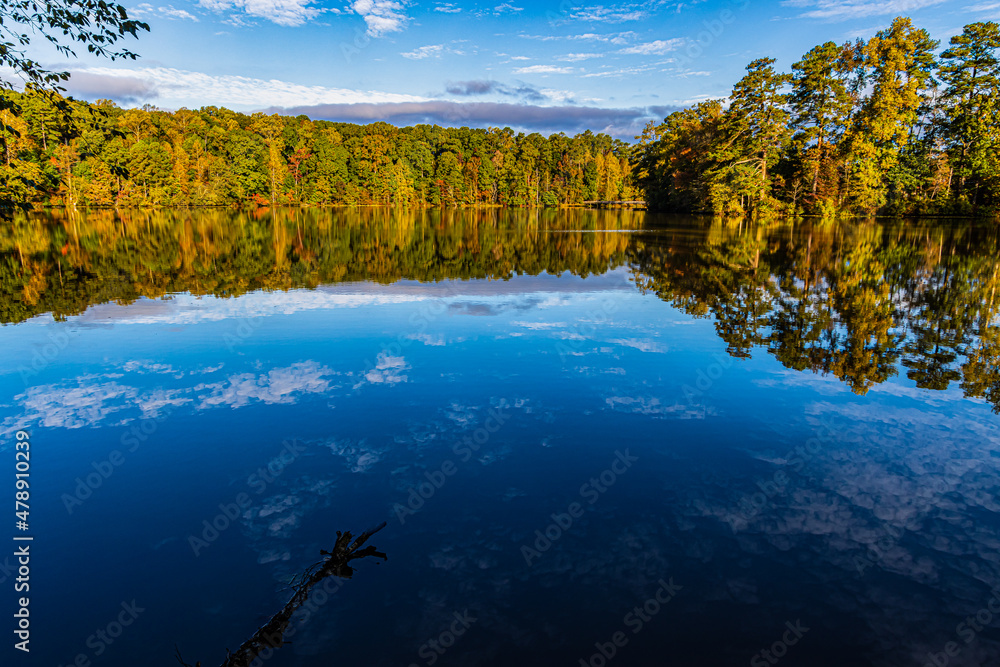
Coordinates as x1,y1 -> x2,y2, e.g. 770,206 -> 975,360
0,0 -> 147,214
0,0 -> 149,92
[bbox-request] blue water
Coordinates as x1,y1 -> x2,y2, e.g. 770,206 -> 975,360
2,212 -> 1000,667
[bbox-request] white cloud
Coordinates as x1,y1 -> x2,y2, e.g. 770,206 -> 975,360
518,31 -> 637,45
74,290 -> 433,327
575,31 -> 637,44
582,64 -> 657,78
570,5 -> 647,22
404,333 -> 448,346
61,66 -> 426,110
609,338 -> 669,353
964,0 -> 1000,9
604,395 -> 697,417
494,2 -> 523,13
784,0 -> 947,20
123,360 -> 183,376
326,438 -> 385,472
121,362 -> 166,374
542,87 -> 593,103
198,0 -> 320,26
433,1 -> 462,11
555,52 -> 604,62
160,5 -> 200,20
135,389 -> 192,418
511,321 -> 569,330
513,65 -> 575,75
666,93 -> 719,106
12,382 -> 136,430
0,360 -> 337,436
197,361 -> 333,409
401,44 -> 445,59
618,39 -> 684,55
352,0 -> 409,36
133,3 -> 200,21
362,353 -> 410,385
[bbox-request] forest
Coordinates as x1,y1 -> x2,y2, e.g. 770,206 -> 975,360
0,92 -> 637,209
634,18 -> 1000,218
0,16 -> 997,218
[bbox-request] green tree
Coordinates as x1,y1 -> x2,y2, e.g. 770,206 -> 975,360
789,41 -> 854,208
844,17 -> 938,213
225,129 -> 267,202
632,101 -> 725,213
937,21 -> 1000,209
709,58 -> 792,214
249,113 -> 287,204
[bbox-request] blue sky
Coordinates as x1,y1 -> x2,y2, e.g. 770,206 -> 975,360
33,0 -> 1000,138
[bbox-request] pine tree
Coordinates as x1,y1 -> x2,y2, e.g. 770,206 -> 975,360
710,58 -> 792,214
938,21 -> 1000,208
844,17 -> 938,214
789,41 -> 854,209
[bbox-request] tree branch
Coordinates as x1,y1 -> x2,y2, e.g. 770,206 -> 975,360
210,522 -> 389,667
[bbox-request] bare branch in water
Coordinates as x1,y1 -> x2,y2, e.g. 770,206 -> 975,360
178,522 -> 388,667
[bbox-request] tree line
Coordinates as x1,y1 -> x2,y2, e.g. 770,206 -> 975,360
633,18 -> 1000,218
2,15 -> 998,218
0,91 -> 638,209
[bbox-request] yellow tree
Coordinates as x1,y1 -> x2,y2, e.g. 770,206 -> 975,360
52,140 -> 81,208
844,17 -> 938,213
118,108 -> 155,143
249,113 -> 287,204
603,151 -> 623,201
0,108 -> 45,207
390,160 -> 415,205
163,109 -> 206,204
593,152 -> 607,200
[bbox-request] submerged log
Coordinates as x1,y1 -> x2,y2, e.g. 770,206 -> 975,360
177,522 -> 388,667
581,200 -> 647,208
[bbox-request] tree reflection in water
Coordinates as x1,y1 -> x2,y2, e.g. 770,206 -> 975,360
3,208 -> 997,410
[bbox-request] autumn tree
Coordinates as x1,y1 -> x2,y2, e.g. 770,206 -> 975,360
709,58 -> 792,214
937,21 -> 1000,209
249,113 -> 287,205
632,101 -> 725,213
789,41 -> 854,210
843,17 -> 938,213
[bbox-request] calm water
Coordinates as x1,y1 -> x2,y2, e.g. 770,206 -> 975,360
2,209 -> 1000,667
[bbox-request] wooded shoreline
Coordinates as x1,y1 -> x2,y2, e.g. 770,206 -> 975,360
1,16 -> 997,219
634,18 -> 1000,219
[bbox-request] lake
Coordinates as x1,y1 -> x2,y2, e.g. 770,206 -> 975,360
2,208 -> 999,667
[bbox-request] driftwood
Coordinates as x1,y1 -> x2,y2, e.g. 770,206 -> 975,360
581,200 -> 647,208
177,522 -> 388,667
